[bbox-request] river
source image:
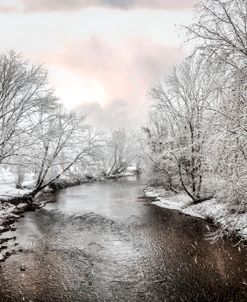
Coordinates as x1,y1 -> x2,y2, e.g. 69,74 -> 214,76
0,176 -> 246,301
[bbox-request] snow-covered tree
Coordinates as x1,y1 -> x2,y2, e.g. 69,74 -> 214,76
187,0 -> 247,211
100,129 -> 142,176
207,69 -> 247,212
187,0 -> 247,71
0,51 -> 101,199
0,51 -> 54,165
147,55 -> 218,202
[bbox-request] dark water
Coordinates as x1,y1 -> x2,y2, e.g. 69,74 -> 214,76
0,176 -> 246,302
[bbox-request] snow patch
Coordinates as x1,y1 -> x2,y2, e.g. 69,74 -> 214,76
0,168 -> 31,200
144,186 -> 247,240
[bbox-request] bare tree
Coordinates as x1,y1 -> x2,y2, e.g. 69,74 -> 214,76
0,51 -> 55,165
19,105 -> 99,198
186,0 -> 247,211
148,55 -> 217,202
0,51 -> 102,200
143,112 -> 179,191
101,129 -> 141,176
187,0 -> 247,71
207,68 -> 247,211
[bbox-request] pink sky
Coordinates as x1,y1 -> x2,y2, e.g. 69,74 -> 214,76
0,0 -> 195,128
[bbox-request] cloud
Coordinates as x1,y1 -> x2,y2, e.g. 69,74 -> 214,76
76,99 -> 147,129
40,37 -> 184,128
0,0 -> 191,129
0,0 -> 195,13
0,1 -> 189,128
44,37 -> 184,101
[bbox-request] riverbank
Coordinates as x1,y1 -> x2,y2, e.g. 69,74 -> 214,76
0,173 -> 139,263
0,172 -> 137,234
144,186 -> 247,242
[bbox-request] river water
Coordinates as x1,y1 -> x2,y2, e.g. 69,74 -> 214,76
0,176 -> 246,302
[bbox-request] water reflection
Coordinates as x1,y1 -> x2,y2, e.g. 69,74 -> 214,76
0,176 -> 246,301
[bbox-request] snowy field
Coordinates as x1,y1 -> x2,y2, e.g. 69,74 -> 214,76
0,168 -> 31,235
0,168 -> 32,200
144,187 -> 247,241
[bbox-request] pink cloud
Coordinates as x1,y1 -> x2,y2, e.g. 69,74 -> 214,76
49,37 -> 183,97
38,37 -> 184,127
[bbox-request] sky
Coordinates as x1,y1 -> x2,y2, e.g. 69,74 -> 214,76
0,0 -> 195,129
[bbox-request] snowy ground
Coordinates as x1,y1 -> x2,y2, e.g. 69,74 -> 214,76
0,168 -> 32,200
0,168 -> 33,235
144,186 -> 247,241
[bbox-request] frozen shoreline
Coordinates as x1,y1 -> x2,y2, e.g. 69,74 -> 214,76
0,171 -> 139,261
144,186 -> 247,241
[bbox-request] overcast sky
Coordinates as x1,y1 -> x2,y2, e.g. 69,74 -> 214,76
0,0 -> 195,129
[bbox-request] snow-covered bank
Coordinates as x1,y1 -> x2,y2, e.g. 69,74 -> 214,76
0,169 -> 139,262
144,187 -> 247,241
0,168 -> 33,255
0,169 -> 32,201
0,168 -> 139,231
0,203 -> 16,232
